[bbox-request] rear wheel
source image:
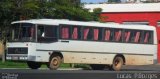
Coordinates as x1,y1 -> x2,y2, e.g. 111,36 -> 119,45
111,56 -> 124,71
27,61 -> 41,69
90,64 -> 105,70
47,55 -> 62,70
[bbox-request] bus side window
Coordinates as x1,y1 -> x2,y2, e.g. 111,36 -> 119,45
104,28 -> 114,42
114,29 -> 122,42
37,25 -> 57,42
72,27 -> 78,39
71,26 -> 81,40
144,31 -> 153,44
124,30 -> 137,43
104,29 -> 110,41
37,26 -> 44,37
45,26 -> 56,37
124,31 -> 131,42
134,31 -> 141,43
144,32 -> 149,43
61,26 -> 70,39
83,27 -> 93,40
129,30 -> 142,43
134,31 -> 142,43
93,28 -> 99,41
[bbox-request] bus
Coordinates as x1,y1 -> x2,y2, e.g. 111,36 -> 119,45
6,19 -> 157,71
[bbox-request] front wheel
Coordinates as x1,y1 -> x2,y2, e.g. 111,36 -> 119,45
47,55 -> 62,70
111,56 -> 124,71
27,61 -> 41,69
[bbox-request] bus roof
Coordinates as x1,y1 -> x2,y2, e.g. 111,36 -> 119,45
11,19 -> 155,30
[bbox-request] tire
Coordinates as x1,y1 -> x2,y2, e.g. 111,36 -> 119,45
47,55 -> 62,70
111,56 -> 124,71
27,61 -> 41,69
90,64 -> 105,70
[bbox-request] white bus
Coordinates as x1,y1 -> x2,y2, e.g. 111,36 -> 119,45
6,19 -> 157,71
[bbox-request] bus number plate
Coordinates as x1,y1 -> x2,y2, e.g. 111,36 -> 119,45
12,57 -> 18,60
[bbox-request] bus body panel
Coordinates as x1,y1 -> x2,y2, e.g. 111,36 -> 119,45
124,55 -> 153,65
36,40 -> 156,55
7,41 -> 155,65
62,52 -> 115,64
35,40 -> 156,65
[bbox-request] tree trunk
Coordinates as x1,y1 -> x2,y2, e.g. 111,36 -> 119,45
70,64 -> 75,68
0,41 -> 5,63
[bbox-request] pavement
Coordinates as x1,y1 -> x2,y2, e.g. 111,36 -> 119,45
121,64 -> 160,71
1,65 -> 160,79
0,68 -> 160,79
1,64 -> 160,71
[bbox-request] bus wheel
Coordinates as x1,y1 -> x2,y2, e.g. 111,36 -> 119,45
111,56 -> 124,71
27,61 -> 41,69
90,64 -> 105,70
48,55 -> 62,70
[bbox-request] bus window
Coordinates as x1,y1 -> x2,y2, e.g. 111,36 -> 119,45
143,31 -> 153,44
83,27 -> 93,40
134,31 -> 142,43
114,29 -> 122,42
128,30 -> 142,43
104,29 -> 110,41
93,28 -> 99,41
60,26 -> 70,39
37,25 -> 57,42
71,27 -> 81,40
124,31 -> 131,42
104,28 -> 114,41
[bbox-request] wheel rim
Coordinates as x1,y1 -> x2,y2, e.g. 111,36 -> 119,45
52,58 -> 59,66
115,59 -> 120,66
113,57 -> 123,70
49,56 -> 62,70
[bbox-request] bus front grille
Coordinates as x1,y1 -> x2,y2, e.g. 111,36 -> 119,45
7,47 -> 28,54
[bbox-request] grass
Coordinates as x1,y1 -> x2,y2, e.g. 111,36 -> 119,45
0,60 -> 28,68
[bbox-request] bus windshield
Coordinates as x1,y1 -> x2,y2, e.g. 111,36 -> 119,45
10,23 -> 36,42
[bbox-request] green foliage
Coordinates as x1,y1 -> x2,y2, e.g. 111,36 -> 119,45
0,60 -> 71,68
92,8 -> 102,21
0,0 -> 102,42
108,0 -> 121,3
0,0 -> 98,22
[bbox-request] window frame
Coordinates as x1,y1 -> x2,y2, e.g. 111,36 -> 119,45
37,25 -> 58,43
59,25 -> 71,39
58,24 -> 154,45
143,30 -> 154,44
123,29 -> 143,44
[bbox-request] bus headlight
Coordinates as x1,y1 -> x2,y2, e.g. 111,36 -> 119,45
6,57 -> 11,60
19,57 -> 28,60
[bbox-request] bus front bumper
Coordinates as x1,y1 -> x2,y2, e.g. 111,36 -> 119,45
6,55 -> 39,62
6,55 -> 28,61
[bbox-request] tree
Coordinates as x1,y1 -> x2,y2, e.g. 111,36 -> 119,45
0,0 -> 102,62
108,0 -> 121,3
0,0 -> 100,42
38,0 -> 94,21
92,8 -> 102,21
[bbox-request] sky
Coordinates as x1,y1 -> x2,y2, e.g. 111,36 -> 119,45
81,0 -> 107,3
